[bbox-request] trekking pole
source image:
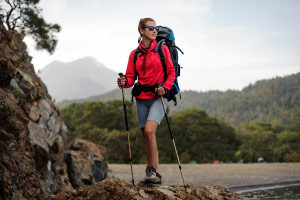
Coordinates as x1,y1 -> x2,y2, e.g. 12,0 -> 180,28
119,73 -> 134,186
160,95 -> 186,187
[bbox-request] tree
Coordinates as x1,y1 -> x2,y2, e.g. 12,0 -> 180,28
276,130 -> 300,162
0,0 -> 61,54
157,108 -> 239,163
236,122 -> 278,162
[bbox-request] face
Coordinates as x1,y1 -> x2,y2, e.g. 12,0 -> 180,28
140,21 -> 157,41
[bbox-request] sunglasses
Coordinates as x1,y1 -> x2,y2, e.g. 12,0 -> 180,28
144,26 -> 158,31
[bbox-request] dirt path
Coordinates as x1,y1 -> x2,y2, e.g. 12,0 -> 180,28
108,163 -> 300,189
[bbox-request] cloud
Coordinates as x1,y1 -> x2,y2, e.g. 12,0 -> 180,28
39,0 -> 68,19
165,0 -> 211,15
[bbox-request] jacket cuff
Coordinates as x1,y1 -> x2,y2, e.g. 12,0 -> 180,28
163,87 -> 170,94
124,75 -> 129,87
163,87 -> 171,100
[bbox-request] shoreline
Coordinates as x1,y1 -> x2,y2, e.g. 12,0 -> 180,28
229,180 -> 300,193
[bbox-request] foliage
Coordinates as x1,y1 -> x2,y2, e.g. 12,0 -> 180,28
172,73 -> 300,126
58,72 -> 300,126
61,100 -> 138,139
0,0 -> 61,54
60,97 -> 300,164
61,102 -> 239,164
236,121 -> 300,162
157,108 -> 239,163
61,100 -> 142,163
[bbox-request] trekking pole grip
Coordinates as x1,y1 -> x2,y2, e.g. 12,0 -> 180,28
119,73 -> 126,103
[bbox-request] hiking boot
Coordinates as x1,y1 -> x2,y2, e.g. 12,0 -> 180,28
144,166 -> 162,184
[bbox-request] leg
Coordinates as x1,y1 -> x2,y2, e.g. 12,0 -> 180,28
142,97 -> 167,173
137,98 -> 167,184
142,120 -> 160,173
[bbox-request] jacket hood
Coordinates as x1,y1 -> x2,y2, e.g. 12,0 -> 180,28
138,40 -> 157,53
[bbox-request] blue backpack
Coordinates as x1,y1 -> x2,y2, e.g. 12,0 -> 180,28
134,26 -> 184,105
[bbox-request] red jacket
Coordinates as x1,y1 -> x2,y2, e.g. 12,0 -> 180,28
125,40 -> 176,99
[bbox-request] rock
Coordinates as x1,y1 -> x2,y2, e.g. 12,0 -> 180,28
29,104 -> 40,122
66,139 -> 108,188
106,169 -> 115,179
66,150 -> 94,187
47,178 -> 245,200
0,60 -> 17,87
28,121 -> 50,152
10,78 -> 25,95
0,20 -> 108,199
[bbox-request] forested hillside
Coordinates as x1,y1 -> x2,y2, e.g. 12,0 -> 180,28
59,72 -> 300,163
58,72 -> 300,126
60,101 -> 300,163
216,72 -> 300,125
172,72 -> 300,125
60,101 -> 239,163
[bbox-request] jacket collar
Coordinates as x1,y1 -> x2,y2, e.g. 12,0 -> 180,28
139,40 -> 157,53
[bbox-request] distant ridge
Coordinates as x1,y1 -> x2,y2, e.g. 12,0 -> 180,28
39,57 -> 118,102
57,72 -> 300,125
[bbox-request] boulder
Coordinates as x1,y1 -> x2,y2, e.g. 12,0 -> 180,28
65,139 -> 108,188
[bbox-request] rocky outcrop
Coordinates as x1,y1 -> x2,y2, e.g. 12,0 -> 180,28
1,21 -> 50,200
0,21 -> 108,199
47,178 -> 244,200
66,139 -> 108,188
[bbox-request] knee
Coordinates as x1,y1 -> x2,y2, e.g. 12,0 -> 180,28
144,129 -> 156,141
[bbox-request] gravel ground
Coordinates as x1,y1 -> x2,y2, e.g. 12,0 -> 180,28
108,163 -> 300,189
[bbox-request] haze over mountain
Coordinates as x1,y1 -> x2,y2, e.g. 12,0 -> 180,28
39,57 -> 118,102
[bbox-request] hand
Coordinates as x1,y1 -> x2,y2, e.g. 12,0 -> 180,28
117,76 -> 126,87
155,86 -> 165,96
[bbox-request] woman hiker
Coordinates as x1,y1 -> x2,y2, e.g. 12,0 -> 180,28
117,18 -> 175,184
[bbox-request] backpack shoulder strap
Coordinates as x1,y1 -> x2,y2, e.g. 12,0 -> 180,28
155,40 -> 167,81
133,47 -> 141,65
133,47 -> 141,80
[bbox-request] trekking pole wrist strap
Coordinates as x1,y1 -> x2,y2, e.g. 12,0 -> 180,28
123,75 -> 129,87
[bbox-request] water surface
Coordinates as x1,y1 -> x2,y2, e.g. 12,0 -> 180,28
239,184 -> 300,199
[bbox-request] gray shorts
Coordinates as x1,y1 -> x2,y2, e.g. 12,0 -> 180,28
136,97 -> 167,128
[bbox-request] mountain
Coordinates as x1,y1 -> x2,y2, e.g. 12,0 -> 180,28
39,57 -> 118,102
57,72 -> 300,126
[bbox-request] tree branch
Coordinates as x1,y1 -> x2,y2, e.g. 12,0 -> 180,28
11,15 -> 21,29
4,0 -> 19,30
2,0 -> 61,53
12,0 -> 18,7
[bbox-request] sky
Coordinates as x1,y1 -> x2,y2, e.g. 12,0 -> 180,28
24,0 -> 300,92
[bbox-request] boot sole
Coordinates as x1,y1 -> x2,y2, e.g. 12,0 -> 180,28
144,178 -> 162,184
